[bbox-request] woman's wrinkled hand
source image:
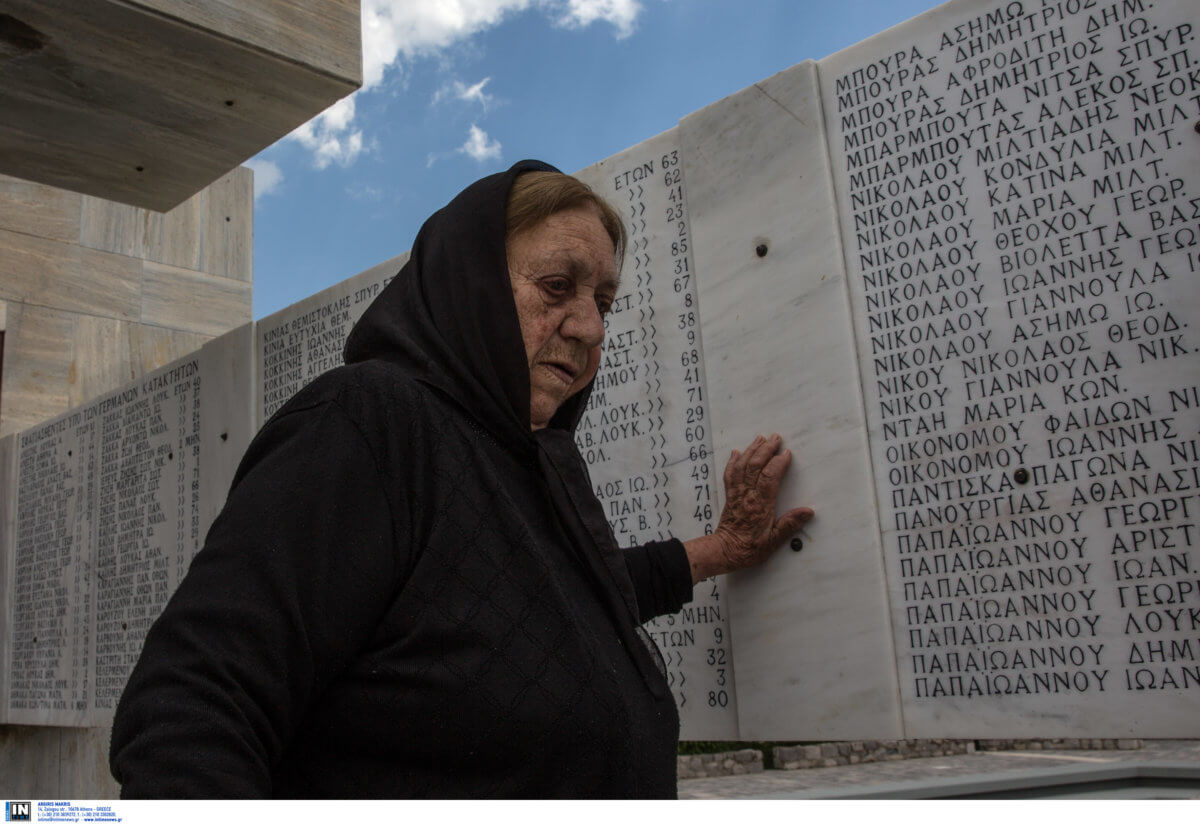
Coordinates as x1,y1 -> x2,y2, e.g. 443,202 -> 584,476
683,433 -> 813,583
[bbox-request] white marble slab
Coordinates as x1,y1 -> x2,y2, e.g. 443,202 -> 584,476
820,0 -> 1200,737
256,254 -> 408,426
0,433 -> 16,724
4,328 -> 258,726
681,60 -> 905,740
575,131 -> 740,739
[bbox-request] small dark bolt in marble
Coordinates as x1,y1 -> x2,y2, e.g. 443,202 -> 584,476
1013,468 -> 1030,484
756,243 -> 769,258
791,537 -> 804,552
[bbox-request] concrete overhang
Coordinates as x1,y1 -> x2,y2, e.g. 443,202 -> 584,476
0,0 -> 361,211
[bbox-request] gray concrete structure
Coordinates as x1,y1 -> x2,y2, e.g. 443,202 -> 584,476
0,169 -> 254,441
0,0 -> 361,210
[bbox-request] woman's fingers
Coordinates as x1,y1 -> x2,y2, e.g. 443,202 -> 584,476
772,507 -> 814,543
760,448 -> 791,487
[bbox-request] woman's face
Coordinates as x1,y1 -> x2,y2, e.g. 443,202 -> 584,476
506,205 -> 619,430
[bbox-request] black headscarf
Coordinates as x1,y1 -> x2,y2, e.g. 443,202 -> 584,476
343,160 -> 661,680
344,159 -> 591,445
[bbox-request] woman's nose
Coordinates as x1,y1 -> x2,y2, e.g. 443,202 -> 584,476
563,298 -> 606,347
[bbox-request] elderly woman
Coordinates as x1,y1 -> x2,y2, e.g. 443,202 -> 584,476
109,160 -> 812,798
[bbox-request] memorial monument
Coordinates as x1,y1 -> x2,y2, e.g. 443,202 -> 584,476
1,0 -> 1197,796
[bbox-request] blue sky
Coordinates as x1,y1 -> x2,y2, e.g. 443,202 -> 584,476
247,0 -> 944,319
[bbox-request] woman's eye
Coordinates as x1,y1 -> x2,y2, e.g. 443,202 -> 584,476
596,297 -> 613,316
541,277 -> 571,298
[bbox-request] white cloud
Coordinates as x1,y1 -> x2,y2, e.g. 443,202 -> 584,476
361,0 -> 533,91
558,0 -> 641,37
286,1 -> 644,169
244,158 -> 283,200
459,124 -> 502,162
288,96 -> 365,169
346,183 -> 385,202
433,77 -> 494,108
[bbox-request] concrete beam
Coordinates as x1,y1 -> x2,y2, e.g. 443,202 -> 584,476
0,0 -> 361,211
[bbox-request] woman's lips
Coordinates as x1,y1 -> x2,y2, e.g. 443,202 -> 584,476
542,361 -> 577,384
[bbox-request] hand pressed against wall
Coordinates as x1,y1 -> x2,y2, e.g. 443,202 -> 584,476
683,433 -> 813,584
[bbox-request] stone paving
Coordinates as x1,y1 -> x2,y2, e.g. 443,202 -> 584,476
678,739 -> 1200,799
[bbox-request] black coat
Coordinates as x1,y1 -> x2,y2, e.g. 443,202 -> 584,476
109,161 -> 693,798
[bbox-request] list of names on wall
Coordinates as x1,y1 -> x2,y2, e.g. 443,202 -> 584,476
576,136 -> 738,738
11,412 -> 94,720
7,361 -> 205,724
258,263 -> 402,421
826,0 -> 1199,729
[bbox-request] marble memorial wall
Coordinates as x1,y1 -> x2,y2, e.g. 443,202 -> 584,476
3,0 -> 1197,740
0,327 -> 254,725
820,0 -> 1200,736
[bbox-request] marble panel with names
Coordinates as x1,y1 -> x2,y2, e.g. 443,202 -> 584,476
6,362 -> 199,724
256,255 -> 408,424
821,0 -> 1200,735
0,434 -> 17,720
574,132 -> 738,738
3,325 -> 254,726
